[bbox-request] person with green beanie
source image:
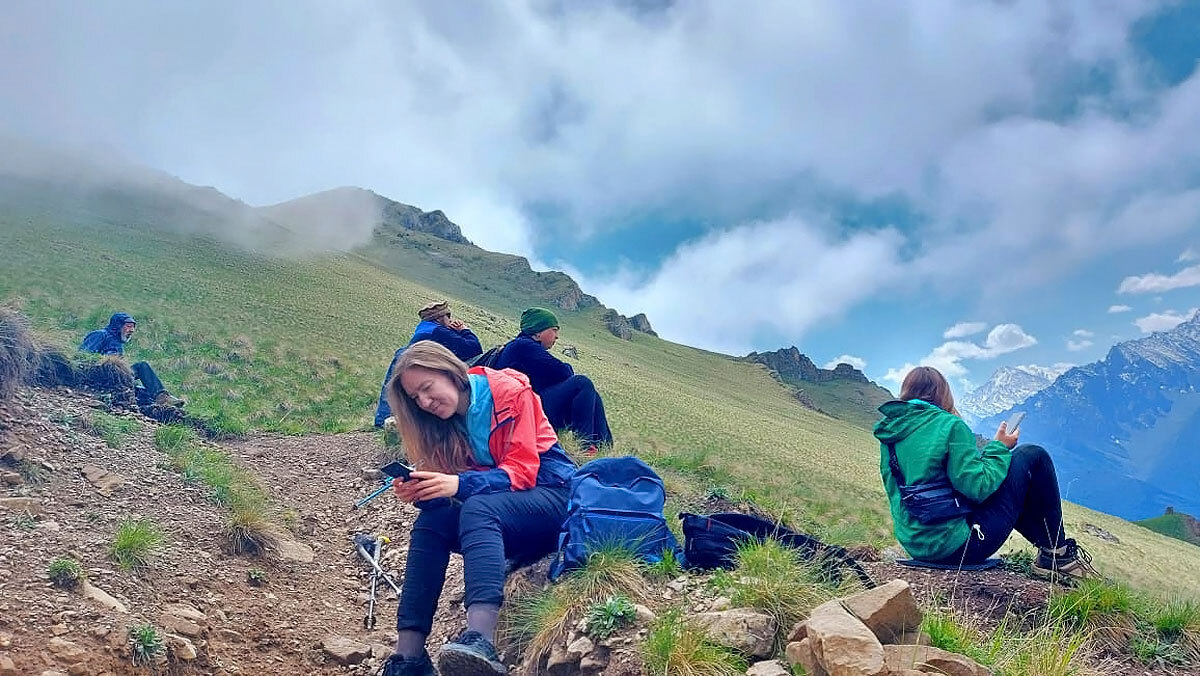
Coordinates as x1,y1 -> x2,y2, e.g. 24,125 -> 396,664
495,307 -> 613,449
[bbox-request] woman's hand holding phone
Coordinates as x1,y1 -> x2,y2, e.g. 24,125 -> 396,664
995,421 -> 1020,449
392,471 -> 459,503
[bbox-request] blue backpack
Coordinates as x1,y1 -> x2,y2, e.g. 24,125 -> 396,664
547,457 -> 681,581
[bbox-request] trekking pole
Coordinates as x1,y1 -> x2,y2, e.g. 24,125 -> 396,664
354,477 -> 395,509
364,536 -> 385,629
354,534 -> 402,595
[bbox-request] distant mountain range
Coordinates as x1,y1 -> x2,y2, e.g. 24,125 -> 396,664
979,312 -> 1200,520
958,364 -> 1071,425
742,347 -> 894,429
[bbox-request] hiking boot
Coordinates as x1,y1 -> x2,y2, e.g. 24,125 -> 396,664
379,651 -> 434,676
435,630 -> 506,675
1032,539 -> 1100,585
154,391 -> 185,408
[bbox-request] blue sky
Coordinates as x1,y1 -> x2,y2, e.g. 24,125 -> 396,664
3,1 -> 1200,392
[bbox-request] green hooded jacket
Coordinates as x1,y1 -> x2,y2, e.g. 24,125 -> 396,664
873,399 -> 1012,561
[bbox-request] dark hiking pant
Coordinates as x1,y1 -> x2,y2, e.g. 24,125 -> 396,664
936,444 -> 1069,565
395,485 -> 569,635
539,375 -> 614,447
131,361 -> 166,407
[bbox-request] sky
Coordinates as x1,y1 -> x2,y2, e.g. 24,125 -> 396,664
3,0 -> 1200,392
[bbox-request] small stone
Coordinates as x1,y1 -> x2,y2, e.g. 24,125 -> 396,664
785,638 -> 826,676
709,596 -> 732,611
81,581 -> 128,613
693,608 -> 777,659
164,633 -> 198,661
0,470 -> 22,485
321,635 -> 371,665
545,640 -> 581,675
0,656 -> 17,676
50,623 -> 70,636
47,637 -> 88,661
0,497 -> 42,514
746,659 -> 790,676
787,620 -> 807,643
80,464 -> 126,496
580,645 -> 610,672
634,604 -> 657,623
882,644 -> 991,676
361,468 -> 384,481
805,599 -> 884,676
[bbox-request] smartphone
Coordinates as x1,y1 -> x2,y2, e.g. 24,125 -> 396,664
1004,411 -> 1026,433
381,461 -> 414,481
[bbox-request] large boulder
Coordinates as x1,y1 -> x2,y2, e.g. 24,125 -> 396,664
805,600 -> 885,676
842,580 -> 922,644
693,608 -> 778,659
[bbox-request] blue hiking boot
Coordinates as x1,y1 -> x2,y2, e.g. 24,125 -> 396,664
379,651 -> 434,676
435,630 -> 507,675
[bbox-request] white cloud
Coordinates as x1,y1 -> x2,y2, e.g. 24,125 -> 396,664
1117,264 -> 1200,294
1134,308 -> 1199,334
1066,339 -> 1094,352
580,216 -> 903,353
1107,304 -> 1133,313
1180,247 -> 1198,262
824,355 -> 867,371
1073,329 -> 1094,338
883,323 -> 1037,385
943,322 -> 987,339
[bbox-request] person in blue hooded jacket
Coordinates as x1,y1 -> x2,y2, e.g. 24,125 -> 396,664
374,301 -> 483,427
494,307 -> 613,451
80,313 -> 184,408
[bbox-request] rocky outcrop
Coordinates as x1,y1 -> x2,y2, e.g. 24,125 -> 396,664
629,313 -> 658,337
602,310 -> 635,340
743,346 -> 869,385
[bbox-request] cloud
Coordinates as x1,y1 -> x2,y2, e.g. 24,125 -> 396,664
883,323 -> 1037,385
1117,264 -> 1200,294
1133,308 -> 1199,334
1066,339 -> 1094,352
824,354 -> 867,371
943,322 -> 987,339
580,216 -> 903,352
1073,329 -> 1094,338
1107,304 -> 1133,313
1180,247 -> 1198,262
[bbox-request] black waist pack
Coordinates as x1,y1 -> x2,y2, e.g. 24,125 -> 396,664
679,511 -> 875,588
887,442 -> 972,525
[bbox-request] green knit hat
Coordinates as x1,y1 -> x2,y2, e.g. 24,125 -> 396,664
520,307 -> 559,335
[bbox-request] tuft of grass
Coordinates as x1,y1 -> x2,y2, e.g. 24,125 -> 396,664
247,568 -> 268,587
1131,633 -> 1187,667
153,423 -> 196,453
1047,579 -> 1137,648
128,623 -> 165,664
89,411 -> 140,448
225,494 -> 283,556
921,610 -> 995,666
11,512 -> 37,530
47,556 -> 84,588
12,458 -> 50,484
0,307 -> 35,400
503,543 -> 646,664
645,547 -> 683,580
642,609 -> 746,676
714,538 -> 844,649
1001,549 -> 1037,578
585,594 -> 637,639
921,609 -> 1091,676
110,518 -> 163,571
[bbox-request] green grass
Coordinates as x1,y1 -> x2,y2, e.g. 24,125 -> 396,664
921,610 -> 1089,676
110,518 -> 163,571
89,410 -> 139,448
642,609 -> 746,676
47,557 -> 84,588
4,178 -> 1200,596
128,623 -> 165,664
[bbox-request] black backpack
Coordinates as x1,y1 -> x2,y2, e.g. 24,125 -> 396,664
468,345 -> 504,368
679,511 -> 875,588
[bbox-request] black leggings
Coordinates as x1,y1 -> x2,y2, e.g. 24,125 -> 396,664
937,444 -> 1069,565
131,361 -> 166,406
539,375 -> 613,447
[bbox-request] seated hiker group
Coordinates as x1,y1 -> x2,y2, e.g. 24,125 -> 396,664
75,305 -> 1098,676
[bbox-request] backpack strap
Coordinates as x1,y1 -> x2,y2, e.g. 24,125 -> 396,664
886,442 -> 907,487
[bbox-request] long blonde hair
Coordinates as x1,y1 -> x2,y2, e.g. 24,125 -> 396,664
386,341 -> 474,473
899,366 -> 958,415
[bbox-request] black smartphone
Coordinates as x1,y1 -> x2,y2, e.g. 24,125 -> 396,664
381,461 -> 414,481
1004,411 -> 1026,433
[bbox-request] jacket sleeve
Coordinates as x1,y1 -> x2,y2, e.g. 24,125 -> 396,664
80,331 -> 121,355
527,343 -> 574,387
945,420 -> 1011,503
455,388 -> 543,499
430,325 -> 483,361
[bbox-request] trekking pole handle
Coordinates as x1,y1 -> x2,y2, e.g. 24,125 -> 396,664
354,477 -> 395,509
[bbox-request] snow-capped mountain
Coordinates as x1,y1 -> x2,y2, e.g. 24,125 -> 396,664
958,364 -> 1068,423
979,312 -> 1200,520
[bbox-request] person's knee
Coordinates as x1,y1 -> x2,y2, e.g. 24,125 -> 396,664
458,496 -> 502,536
571,375 -> 595,392
1011,444 -> 1052,469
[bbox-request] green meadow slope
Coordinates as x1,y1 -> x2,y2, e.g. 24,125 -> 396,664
2,181 -> 1198,596
1138,510 -> 1200,547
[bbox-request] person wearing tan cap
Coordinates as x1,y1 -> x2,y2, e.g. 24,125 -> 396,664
374,301 -> 482,427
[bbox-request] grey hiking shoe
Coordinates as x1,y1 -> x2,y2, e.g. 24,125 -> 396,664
435,630 -> 506,675
1033,539 -> 1100,585
379,651 -> 434,676
154,391 -> 185,408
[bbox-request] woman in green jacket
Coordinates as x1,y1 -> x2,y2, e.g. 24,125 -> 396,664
874,366 -> 1098,583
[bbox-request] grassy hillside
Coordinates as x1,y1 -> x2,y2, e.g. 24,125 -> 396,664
1138,510 -> 1200,547
3,183 -> 1200,596
792,378 -> 892,430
